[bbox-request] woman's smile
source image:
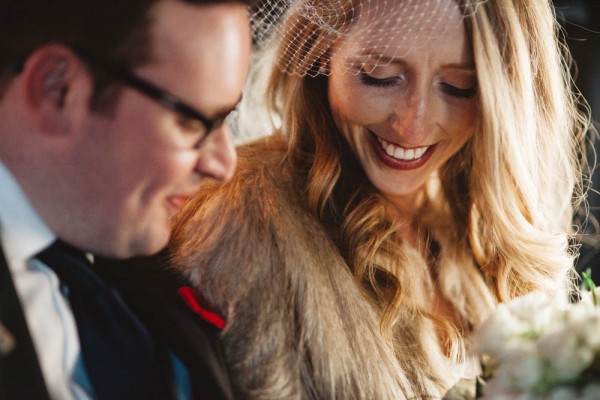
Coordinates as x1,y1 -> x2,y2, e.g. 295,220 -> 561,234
327,0 -> 478,204
369,130 -> 437,170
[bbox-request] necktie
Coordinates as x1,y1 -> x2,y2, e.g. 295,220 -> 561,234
36,240 -> 176,400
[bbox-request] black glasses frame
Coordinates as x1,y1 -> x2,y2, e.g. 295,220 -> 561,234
73,48 -> 230,147
11,47 -> 231,148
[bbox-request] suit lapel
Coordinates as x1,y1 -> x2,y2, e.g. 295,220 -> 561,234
134,282 -> 235,400
0,246 -> 51,400
94,254 -> 235,400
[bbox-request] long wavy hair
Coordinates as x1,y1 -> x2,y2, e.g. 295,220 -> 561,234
262,0 -> 589,383
170,0 -> 590,397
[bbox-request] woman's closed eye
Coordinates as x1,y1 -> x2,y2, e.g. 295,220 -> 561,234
440,82 -> 477,99
359,69 -> 404,88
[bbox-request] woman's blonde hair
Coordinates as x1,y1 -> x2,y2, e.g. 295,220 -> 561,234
466,0 -> 588,299
170,0 -> 591,397
261,0 -> 589,389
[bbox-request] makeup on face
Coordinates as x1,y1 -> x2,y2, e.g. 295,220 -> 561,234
327,0 -> 479,206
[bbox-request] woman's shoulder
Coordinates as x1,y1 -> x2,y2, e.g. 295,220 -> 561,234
235,134 -> 289,176
169,132 -> 335,317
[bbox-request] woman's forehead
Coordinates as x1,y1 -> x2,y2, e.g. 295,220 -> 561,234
251,0 -> 486,77
332,0 -> 473,72
344,0 -> 464,47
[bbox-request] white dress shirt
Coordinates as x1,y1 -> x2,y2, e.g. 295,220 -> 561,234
0,162 -> 92,400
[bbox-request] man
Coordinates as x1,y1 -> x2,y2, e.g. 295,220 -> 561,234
0,0 -> 252,398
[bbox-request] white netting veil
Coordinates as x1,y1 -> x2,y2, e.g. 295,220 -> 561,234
231,0 -> 489,142
249,0 -> 489,77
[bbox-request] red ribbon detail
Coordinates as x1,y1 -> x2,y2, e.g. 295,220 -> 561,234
178,286 -> 226,330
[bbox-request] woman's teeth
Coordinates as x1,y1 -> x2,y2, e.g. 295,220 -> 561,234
377,137 -> 429,161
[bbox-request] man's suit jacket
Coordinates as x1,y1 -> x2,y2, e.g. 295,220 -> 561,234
0,247 -> 234,400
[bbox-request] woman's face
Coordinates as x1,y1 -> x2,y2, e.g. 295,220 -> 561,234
328,0 -> 478,210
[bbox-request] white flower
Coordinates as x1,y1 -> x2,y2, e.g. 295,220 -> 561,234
537,325 -> 595,381
505,292 -> 562,333
475,304 -> 531,356
580,287 -> 600,307
474,290 -> 600,399
487,342 -> 543,392
581,383 -> 600,400
568,304 -> 600,350
547,387 -> 579,400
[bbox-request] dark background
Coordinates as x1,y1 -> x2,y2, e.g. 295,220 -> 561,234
553,0 -> 600,279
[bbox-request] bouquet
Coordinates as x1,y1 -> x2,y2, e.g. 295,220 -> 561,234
472,270 -> 600,399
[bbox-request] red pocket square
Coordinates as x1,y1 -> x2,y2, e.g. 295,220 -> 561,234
178,286 -> 226,330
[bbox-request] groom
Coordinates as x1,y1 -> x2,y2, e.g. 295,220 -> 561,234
0,0 -> 251,398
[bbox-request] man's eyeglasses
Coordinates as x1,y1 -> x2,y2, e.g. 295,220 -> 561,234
11,47 -> 237,148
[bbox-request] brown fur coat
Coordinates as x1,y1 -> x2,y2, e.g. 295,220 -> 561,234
169,135 -> 482,399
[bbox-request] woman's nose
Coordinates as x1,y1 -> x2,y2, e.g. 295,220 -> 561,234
389,88 -> 431,145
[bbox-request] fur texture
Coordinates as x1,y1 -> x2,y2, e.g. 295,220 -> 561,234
171,136 -> 489,399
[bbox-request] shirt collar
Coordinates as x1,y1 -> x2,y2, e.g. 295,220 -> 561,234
0,162 -> 55,269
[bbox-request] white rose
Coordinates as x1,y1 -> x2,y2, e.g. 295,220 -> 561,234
514,394 -> 541,400
538,326 -> 595,381
565,302 -> 596,326
582,383 -> 600,400
547,387 -> 578,400
480,378 -> 535,400
491,343 -> 543,392
507,292 -> 550,316
573,310 -> 600,350
580,288 -> 600,307
507,292 -> 561,332
476,304 -> 529,355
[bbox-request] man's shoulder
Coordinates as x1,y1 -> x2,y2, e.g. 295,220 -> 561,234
93,253 -> 210,332
93,253 -> 235,399
94,252 -> 181,299
92,253 -> 228,355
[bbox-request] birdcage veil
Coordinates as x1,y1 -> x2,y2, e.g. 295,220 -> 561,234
232,0 -> 488,142
249,0 -> 489,77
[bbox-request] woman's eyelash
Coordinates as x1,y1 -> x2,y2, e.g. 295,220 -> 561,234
359,70 -> 402,88
440,82 -> 477,99
358,70 -> 477,99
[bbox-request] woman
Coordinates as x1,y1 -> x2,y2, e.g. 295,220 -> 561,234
169,0 -> 589,398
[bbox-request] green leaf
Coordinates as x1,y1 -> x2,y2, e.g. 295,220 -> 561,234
581,268 -> 599,305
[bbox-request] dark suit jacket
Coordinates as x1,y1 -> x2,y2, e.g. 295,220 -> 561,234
0,247 -> 234,400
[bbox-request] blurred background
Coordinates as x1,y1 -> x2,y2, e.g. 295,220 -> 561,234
553,0 -> 600,279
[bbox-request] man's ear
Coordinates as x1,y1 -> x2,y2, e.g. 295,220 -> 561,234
20,44 -> 92,135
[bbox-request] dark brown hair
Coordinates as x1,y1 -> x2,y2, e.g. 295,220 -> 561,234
0,0 -> 254,109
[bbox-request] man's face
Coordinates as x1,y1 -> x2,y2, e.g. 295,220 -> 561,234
67,1 -> 251,257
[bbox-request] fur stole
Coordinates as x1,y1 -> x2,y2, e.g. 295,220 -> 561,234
169,135 -> 427,399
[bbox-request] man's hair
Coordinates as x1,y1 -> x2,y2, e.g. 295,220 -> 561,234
0,0 -> 254,109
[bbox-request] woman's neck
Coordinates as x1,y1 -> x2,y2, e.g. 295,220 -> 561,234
383,189 -> 427,247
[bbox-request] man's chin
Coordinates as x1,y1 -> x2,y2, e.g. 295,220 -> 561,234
117,226 -> 170,259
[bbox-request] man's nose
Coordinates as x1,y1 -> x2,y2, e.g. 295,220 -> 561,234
195,124 -> 237,182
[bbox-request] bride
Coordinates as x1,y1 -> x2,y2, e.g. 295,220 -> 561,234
169,0 -> 589,398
